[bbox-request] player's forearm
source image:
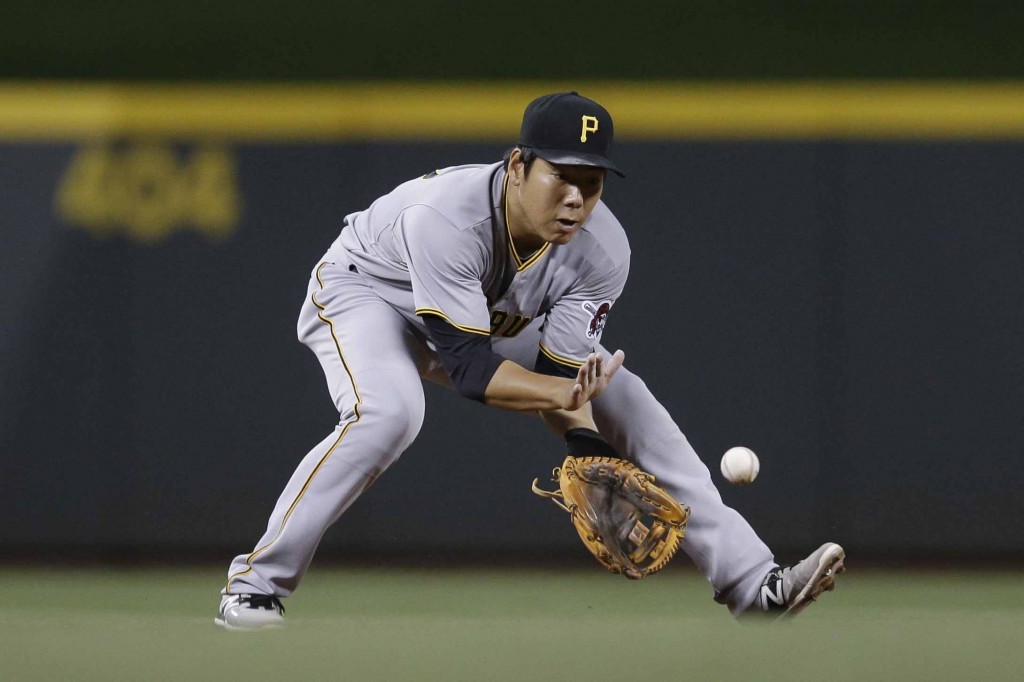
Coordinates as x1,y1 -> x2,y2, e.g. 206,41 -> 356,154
483,360 -> 574,411
539,404 -> 598,435
540,404 -> 622,459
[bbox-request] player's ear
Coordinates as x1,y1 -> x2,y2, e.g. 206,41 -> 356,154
508,148 -> 524,186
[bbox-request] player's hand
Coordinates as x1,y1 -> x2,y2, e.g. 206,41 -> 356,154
562,350 -> 625,411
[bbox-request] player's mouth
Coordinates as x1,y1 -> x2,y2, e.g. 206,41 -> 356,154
556,218 -> 579,232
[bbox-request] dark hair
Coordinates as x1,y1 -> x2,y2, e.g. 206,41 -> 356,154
502,146 -> 538,176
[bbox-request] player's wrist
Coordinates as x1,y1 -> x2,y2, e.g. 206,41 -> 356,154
565,427 -> 619,458
535,370 -> 577,411
558,379 -> 585,411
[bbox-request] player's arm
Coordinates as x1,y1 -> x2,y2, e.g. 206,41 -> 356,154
405,206 -> 621,411
539,404 -> 622,458
540,403 -> 597,433
422,315 -> 622,412
534,354 -> 622,459
532,250 -> 630,448
484,351 -> 622,411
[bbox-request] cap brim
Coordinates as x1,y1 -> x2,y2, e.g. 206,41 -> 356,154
533,148 -> 626,177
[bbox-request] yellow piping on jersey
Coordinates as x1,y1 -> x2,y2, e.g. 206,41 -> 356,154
514,242 -> 550,271
226,262 -> 363,593
503,172 -> 552,272
539,343 -> 585,369
415,308 -> 491,335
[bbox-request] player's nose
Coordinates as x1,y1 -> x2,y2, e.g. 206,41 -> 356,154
563,184 -> 584,208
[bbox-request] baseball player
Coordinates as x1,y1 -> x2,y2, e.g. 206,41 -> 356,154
216,92 -> 845,630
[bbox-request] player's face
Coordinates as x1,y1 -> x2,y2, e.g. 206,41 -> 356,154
509,155 -> 605,249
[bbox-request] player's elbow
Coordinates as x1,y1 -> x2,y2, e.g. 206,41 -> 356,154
447,355 -> 505,403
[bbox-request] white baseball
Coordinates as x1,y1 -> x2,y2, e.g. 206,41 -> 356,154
720,446 -> 760,485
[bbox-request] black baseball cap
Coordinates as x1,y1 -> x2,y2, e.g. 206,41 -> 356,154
518,91 -> 625,177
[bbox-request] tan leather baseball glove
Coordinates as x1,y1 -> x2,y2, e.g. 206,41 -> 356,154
532,455 -> 690,579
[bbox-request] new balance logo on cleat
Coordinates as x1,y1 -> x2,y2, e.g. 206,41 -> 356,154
753,542 -> 846,621
759,570 -> 786,611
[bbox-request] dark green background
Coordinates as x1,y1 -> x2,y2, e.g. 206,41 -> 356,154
6,1 -> 1024,80
4,139 -> 1023,558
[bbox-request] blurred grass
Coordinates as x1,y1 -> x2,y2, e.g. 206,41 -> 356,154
1,564 -> 1022,681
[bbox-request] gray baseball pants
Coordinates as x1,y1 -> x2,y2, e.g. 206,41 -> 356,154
226,258 -> 776,614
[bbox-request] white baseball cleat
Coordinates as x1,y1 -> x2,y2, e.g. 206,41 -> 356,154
214,593 -> 286,631
756,542 -> 846,620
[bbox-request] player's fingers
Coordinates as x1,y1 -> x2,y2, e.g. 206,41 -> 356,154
595,353 -> 603,378
566,381 -> 584,410
586,353 -> 598,387
576,360 -> 590,388
603,350 -> 626,381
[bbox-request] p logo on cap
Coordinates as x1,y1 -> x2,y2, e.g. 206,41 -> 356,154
517,91 -> 625,177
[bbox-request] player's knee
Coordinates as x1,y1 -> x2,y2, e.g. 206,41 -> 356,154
357,385 -> 425,453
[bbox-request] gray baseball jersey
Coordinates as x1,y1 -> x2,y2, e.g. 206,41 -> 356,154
329,162 -> 628,370
225,160 -> 776,616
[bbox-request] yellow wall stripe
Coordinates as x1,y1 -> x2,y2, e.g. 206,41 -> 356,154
3,81 -> 1024,141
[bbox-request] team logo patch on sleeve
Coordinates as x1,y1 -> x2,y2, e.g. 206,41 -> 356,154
582,300 -> 612,339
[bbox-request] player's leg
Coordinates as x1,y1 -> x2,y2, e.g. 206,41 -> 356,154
584,360 -> 845,617
224,261 -> 427,602
491,328 -> 775,615
585,359 -> 777,615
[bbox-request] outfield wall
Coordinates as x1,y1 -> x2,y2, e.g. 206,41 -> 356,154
2,84 -> 1023,558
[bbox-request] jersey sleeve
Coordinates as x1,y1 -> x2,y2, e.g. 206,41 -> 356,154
538,257 -> 629,371
399,204 -> 491,335
422,315 -> 505,401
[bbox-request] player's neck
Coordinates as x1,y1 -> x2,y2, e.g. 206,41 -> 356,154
503,174 -> 546,257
